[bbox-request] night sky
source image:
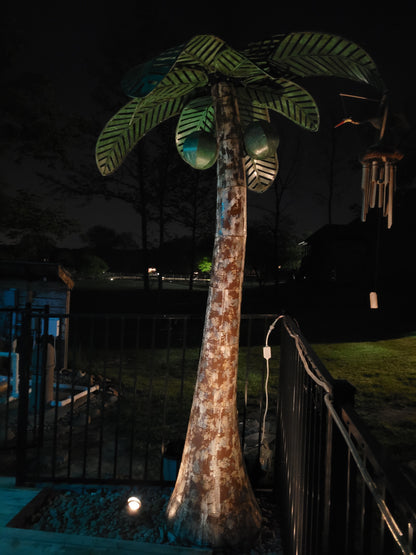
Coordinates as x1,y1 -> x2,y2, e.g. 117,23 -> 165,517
2,2 -> 415,247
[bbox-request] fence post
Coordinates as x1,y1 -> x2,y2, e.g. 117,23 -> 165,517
322,379 -> 356,555
15,303 -> 33,486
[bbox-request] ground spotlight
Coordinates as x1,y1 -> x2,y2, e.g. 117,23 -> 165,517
127,496 -> 142,512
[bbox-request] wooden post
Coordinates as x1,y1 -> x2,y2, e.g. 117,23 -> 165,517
166,81 -> 261,548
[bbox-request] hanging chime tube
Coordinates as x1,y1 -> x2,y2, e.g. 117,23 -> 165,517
386,162 -> 395,229
360,149 -> 403,228
369,159 -> 378,209
377,163 -> 385,209
361,161 -> 370,222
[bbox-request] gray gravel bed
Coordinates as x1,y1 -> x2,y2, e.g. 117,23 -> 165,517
26,485 -> 285,554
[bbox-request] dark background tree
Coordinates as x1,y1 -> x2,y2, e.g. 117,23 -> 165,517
82,225 -> 136,251
0,188 -> 78,260
169,167 -> 216,289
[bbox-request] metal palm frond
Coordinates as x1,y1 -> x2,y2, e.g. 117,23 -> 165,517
237,93 -> 270,128
238,80 -> 319,131
175,34 -> 228,72
141,68 -> 208,104
244,32 -> 384,92
96,32 -> 384,177
245,155 -> 279,193
96,69 -> 208,176
121,43 -> 185,98
236,93 -> 279,193
96,96 -> 186,176
175,96 -> 216,156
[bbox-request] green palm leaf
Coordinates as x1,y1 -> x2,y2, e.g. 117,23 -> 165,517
238,80 -> 319,131
244,32 -> 384,91
121,43 -> 185,98
176,35 -> 269,81
237,93 -> 270,128
138,68 -> 208,104
175,97 -> 216,158
236,93 -> 279,193
97,68 -> 208,176
245,154 -> 279,193
176,35 -> 227,72
96,96 -> 186,176
214,47 -> 267,80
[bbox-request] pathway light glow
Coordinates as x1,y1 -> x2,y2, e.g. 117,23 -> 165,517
127,496 -> 142,512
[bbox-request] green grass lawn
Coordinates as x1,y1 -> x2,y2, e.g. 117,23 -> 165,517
69,279 -> 415,467
68,342 -> 280,450
312,335 -> 416,465
70,332 -> 415,466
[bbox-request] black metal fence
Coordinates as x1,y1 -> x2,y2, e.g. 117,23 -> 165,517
276,315 -> 416,555
0,307 -> 279,487
1,307 -> 415,554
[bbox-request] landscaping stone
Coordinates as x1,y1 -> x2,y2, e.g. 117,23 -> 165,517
12,485 -> 284,554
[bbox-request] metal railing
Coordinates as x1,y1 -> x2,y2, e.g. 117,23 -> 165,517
1,307 -> 415,554
0,307 -> 279,488
275,315 -> 415,555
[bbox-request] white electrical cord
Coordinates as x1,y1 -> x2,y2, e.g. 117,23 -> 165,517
261,314 -> 330,445
261,315 -> 284,445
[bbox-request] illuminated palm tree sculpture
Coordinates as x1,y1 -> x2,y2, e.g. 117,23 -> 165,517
96,33 -> 383,549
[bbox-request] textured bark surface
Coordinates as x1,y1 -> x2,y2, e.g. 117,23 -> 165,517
166,82 -> 262,548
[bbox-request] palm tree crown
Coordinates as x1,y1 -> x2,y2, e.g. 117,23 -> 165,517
96,33 -> 384,192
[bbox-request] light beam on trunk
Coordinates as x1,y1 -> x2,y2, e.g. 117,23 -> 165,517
166,81 -> 262,549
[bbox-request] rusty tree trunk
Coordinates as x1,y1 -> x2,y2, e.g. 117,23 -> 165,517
166,81 -> 261,548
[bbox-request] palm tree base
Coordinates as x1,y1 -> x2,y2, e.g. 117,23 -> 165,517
165,404 -> 262,548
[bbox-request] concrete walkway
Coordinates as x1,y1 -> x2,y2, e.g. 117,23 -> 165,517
0,477 -> 212,554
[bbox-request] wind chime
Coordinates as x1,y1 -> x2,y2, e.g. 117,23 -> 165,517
360,98 -> 403,308
338,93 -> 404,308
360,147 -> 403,229
359,94 -> 403,229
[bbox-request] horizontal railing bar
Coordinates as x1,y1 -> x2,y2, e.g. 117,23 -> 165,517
277,314 -> 416,555
324,394 -> 411,555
